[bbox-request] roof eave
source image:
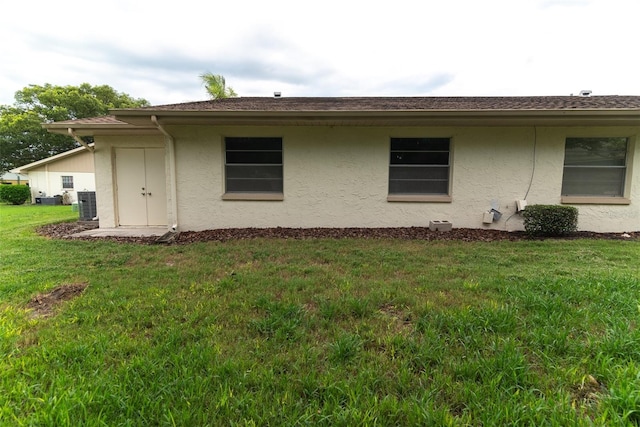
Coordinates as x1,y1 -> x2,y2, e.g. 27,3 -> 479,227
112,109 -> 640,127
44,122 -> 160,136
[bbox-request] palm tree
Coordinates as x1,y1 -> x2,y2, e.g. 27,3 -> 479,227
200,72 -> 237,99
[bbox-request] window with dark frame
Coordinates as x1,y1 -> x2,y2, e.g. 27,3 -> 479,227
225,137 -> 283,193
61,176 -> 74,189
562,137 -> 628,197
389,138 -> 450,195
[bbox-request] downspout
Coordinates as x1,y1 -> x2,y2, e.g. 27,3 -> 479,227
151,115 -> 179,232
45,164 -> 50,198
67,128 -> 94,152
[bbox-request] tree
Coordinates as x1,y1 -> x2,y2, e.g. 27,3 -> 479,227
200,73 -> 237,100
0,83 -> 149,174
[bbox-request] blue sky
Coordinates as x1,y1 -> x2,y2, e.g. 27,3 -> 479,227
1,0 -> 638,106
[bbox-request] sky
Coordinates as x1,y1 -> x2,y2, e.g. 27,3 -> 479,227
1,0 -> 639,107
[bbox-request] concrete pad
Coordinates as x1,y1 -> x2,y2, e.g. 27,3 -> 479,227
71,227 -> 168,238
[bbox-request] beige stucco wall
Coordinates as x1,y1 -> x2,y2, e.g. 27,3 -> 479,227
94,125 -> 640,232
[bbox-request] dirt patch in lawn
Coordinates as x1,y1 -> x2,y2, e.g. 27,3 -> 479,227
26,283 -> 88,318
571,374 -> 607,411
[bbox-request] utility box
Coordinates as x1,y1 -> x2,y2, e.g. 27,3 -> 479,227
516,200 -> 527,212
37,196 -> 62,205
429,220 -> 452,232
77,191 -> 97,221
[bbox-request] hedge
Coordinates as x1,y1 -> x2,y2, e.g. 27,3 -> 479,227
0,185 -> 31,205
522,204 -> 578,237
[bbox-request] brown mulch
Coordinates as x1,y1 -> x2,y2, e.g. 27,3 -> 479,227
37,222 -> 639,245
26,283 -> 88,318
174,227 -> 639,244
37,221 -> 99,238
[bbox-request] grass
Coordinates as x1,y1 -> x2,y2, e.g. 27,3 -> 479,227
1,204 -> 640,425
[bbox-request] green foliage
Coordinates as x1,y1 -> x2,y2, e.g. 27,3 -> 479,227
0,184 -> 30,205
0,83 -> 149,174
522,204 -> 578,237
200,72 -> 237,99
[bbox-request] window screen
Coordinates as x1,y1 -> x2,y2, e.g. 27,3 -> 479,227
562,137 -> 627,197
225,137 -> 283,193
389,138 -> 450,195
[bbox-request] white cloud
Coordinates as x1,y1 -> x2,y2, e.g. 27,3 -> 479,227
1,0 -> 638,106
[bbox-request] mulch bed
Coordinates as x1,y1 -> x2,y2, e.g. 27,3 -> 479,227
37,222 -> 639,245
37,221 -> 99,238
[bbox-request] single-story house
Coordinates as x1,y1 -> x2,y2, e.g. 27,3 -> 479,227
11,144 -> 95,204
43,95 -> 640,233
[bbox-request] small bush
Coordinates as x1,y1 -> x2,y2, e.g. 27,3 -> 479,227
0,185 -> 31,205
522,204 -> 578,237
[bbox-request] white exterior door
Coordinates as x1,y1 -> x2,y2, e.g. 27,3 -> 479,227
115,148 -> 167,226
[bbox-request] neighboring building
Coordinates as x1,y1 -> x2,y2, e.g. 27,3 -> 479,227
0,172 -> 29,185
11,145 -> 95,204
43,96 -> 640,232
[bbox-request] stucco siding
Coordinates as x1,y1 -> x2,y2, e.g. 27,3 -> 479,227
93,125 -> 640,233
172,126 -> 530,230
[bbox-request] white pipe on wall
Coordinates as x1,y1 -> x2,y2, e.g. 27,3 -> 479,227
151,115 -> 179,232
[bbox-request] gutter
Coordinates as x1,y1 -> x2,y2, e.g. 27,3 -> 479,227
113,109 -> 640,127
151,115 -> 179,232
68,128 -> 94,151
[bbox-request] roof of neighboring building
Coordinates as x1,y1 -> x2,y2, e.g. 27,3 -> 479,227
49,115 -> 125,126
0,172 -> 28,181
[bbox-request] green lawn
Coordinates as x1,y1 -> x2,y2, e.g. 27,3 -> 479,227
1,204 -> 639,426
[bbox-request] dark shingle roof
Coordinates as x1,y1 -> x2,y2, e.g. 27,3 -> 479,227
44,96 -> 640,132
138,96 -> 640,112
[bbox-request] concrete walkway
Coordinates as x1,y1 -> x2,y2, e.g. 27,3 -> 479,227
71,227 -> 168,238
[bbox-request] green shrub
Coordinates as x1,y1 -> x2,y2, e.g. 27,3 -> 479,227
0,185 -> 31,205
522,204 -> 578,237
